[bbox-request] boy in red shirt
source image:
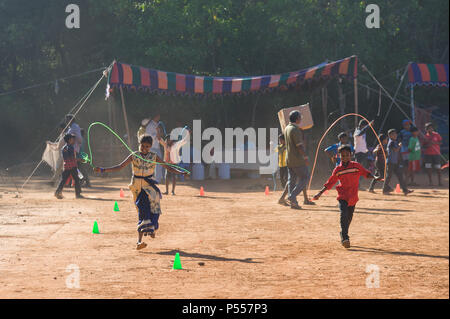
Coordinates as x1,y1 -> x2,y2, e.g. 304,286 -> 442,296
313,145 -> 383,248
423,122 -> 443,186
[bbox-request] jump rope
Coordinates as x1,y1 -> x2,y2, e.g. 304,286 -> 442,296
307,113 -> 387,194
81,122 -> 191,175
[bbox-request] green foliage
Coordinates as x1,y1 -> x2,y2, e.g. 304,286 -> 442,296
0,0 -> 448,166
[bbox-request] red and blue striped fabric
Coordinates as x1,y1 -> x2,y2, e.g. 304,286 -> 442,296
107,56 -> 358,96
407,63 -> 449,88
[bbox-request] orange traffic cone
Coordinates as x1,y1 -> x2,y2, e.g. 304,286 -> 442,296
119,188 -> 125,198
199,186 -> 205,196
395,184 -> 401,193
265,186 -> 270,195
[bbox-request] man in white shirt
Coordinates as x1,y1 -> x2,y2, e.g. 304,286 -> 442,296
145,113 -> 163,182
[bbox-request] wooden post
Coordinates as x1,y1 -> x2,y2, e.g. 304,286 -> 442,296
321,87 -> 328,129
410,86 -> 415,125
119,87 -> 132,148
119,87 -> 133,175
354,77 -> 359,128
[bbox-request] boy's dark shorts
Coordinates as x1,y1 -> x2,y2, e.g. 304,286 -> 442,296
424,154 -> 441,169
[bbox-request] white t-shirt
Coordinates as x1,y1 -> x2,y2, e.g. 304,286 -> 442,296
145,120 -> 160,149
353,128 -> 368,154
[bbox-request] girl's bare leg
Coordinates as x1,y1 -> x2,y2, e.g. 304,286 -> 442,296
172,176 -> 176,194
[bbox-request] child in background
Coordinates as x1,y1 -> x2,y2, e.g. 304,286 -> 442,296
407,127 -> 421,186
368,134 -> 389,193
276,134 -> 288,190
423,122 -> 443,186
324,132 -> 354,167
313,145 -> 383,248
159,135 -> 177,195
94,135 -> 187,250
54,133 -> 83,199
382,129 -> 413,196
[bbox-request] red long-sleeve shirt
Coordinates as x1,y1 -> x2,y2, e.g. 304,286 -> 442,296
324,161 -> 371,206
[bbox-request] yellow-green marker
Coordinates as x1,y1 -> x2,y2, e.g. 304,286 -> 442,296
93,220 -> 100,234
173,252 -> 182,270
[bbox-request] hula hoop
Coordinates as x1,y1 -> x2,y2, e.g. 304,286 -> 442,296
83,122 -> 191,175
307,113 -> 387,192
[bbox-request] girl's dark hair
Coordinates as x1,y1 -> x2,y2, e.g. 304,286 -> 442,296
388,128 -> 397,135
410,127 -> 419,133
278,134 -> 285,140
337,144 -> 353,154
425,122 -> 433,129
338,132 -> 347,139
139,135 -> 153,145
378,133 -> 387,142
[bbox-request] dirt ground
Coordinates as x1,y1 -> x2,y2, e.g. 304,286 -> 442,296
0,173 -> 448,299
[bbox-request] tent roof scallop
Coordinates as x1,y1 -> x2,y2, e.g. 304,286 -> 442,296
407,63 -> 449,88
106,56 -> 358,96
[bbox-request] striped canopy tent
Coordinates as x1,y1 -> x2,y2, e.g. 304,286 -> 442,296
407,63 -> 449,88
406,63 -> 449,123
106,55 -> 358,97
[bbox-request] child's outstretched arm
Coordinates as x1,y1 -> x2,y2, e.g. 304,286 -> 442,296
93,154 -> 133,173
313,169 -> 338,200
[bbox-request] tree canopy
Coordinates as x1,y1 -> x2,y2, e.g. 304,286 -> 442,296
0,0 -> 448,167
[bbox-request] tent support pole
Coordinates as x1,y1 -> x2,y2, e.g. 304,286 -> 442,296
411,86 -> 415,125
354,77 -> 358,127
119,87 -> 132,148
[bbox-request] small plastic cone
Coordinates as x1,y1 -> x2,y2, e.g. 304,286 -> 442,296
92,221 -> 99,234
199,186 -> 205,196
173,252 -> 182,270
119,188 -> 125,198
395,184 -> 401,193
114,201 -> 120,212
265,186 -> 270,195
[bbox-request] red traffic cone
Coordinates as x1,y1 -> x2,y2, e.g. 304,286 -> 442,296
265,186 -> 270,195
199,186 -> 205,196
395,184 -> 401,193
119,188 -> 125,198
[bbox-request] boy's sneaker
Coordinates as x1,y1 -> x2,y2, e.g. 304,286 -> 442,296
150,231 -> 156,238
54,193 -> 63,199
136,242 -> 147,250
368,189 -> 375,193
290,203 -> 302,210
303,199 -> 316,205
171,191 -> 175,195
341,239 -> 351,248
76,194 -> 85,199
